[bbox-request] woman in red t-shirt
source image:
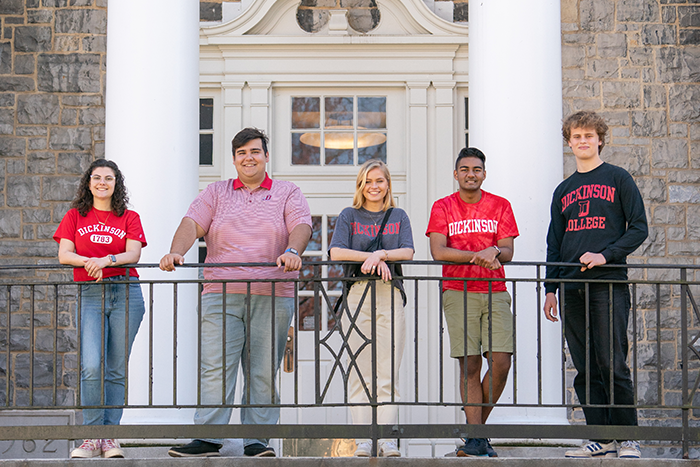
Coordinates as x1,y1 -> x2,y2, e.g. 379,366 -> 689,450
54,160 -> 146,459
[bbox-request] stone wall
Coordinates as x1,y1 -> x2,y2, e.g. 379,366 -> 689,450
560,0 -> 700,428
0,0 -> 105,406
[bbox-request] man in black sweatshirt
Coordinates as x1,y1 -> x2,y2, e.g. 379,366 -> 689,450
544,111 -> 648,459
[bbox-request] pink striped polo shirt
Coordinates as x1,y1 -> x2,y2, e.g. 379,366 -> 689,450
186,173 -> 312,297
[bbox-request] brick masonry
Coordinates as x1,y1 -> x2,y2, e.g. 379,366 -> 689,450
0,0 -> 699,439
560,0 -> 700,430
0,0 -> 105,408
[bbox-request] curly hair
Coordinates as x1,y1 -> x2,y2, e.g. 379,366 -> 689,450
562,111 -> 608,154
71,159 -> 130,217
352,159 -> 396,211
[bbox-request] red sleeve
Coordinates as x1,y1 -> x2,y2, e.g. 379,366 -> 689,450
426,198 -> 448,237
125,210 -> 147,248
497,199 -> 519,240
53,209 -> 79,244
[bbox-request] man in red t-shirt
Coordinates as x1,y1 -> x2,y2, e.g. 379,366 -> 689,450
426,147 -> 519,458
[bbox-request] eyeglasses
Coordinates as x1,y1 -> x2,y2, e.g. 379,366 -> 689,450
90,175 -> 115,183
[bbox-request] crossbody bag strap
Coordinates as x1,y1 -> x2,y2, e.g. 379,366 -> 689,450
375,208 -> 393,244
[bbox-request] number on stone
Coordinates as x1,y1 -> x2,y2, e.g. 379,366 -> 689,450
1,441 -> 14,454
43,440 -> 57,453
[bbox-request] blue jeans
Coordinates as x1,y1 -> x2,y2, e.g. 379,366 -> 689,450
78,276 -> 145,426
194,293 -> 293,448
562,283 -> 637,441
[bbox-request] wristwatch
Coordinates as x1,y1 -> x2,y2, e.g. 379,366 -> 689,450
109,254 -> 117,264
284,248 -> 299,256
492,246 -> 502,258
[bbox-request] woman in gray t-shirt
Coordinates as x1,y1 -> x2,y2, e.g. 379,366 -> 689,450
329,159 -> 414,458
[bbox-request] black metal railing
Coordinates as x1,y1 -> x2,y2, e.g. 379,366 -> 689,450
0,261 -> 698,457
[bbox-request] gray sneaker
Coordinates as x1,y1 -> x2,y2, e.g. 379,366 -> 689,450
619,440 -> 641,458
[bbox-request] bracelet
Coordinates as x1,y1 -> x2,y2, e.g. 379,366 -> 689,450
284,247 -> 299,256
492,245 -> 502,258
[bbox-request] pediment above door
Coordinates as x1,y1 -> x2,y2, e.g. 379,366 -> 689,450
200,0 -> 468,43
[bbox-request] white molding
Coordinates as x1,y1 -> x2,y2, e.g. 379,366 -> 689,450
327,9 -> 349,35
200,0 -> 468,41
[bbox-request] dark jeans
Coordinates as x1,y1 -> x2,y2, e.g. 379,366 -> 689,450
562,283 -> 637,440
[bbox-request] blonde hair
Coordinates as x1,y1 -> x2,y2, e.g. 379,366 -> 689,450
352,159 -> 396,211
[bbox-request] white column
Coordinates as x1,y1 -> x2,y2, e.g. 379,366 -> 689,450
105,0 -> 200,424
469,0 -> 565,424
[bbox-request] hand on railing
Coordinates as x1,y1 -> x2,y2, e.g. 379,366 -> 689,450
159,253 -> 185,272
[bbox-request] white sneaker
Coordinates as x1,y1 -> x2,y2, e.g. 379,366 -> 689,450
619,440 -> 641,458
354,441 -> 371,457
101,439 -> 125,458
70,439 -> 102,458
565,441 -> 617,458
379,440 -> 401,457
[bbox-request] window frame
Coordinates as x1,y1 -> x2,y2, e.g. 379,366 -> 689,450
199,89 -> 223,185
272,87 -> 405,177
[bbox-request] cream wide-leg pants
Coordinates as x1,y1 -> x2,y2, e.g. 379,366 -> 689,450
341,280 -> 406,444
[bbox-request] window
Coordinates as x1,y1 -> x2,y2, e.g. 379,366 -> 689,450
291,96 -> 387,166
198,91 -> 222,187
199,98 -> 214,166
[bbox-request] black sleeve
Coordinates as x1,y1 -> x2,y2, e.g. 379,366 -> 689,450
545,190 -> 564,294
600,172 -> 648,263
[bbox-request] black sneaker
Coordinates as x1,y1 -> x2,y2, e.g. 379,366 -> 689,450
456,438 -> 488,457
168,440 -> 222,457
244,443 -> 276,457
485,439 -> 498,457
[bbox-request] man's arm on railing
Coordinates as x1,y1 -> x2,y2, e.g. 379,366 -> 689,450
159,217 -> 206,271
276,223 -> 312,272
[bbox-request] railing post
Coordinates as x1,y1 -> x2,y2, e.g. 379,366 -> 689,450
313,263 -> 321,405
681,267 -> 689,459
371,279 -> 378,457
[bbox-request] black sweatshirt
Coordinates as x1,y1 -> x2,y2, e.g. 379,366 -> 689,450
545,162 -> 648,294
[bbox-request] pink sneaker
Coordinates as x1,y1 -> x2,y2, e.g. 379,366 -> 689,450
101,439 -> 125,458
70,439 -> 102,458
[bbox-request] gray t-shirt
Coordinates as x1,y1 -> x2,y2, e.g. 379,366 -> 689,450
329,206 -> 414,253
329,207 -> 414,303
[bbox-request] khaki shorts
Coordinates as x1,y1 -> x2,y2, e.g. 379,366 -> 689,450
443,289 -> 513,358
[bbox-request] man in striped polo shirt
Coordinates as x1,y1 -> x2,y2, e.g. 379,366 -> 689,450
160,128 -> 312,458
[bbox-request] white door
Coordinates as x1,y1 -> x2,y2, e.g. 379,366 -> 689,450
273,88 -> 405,427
